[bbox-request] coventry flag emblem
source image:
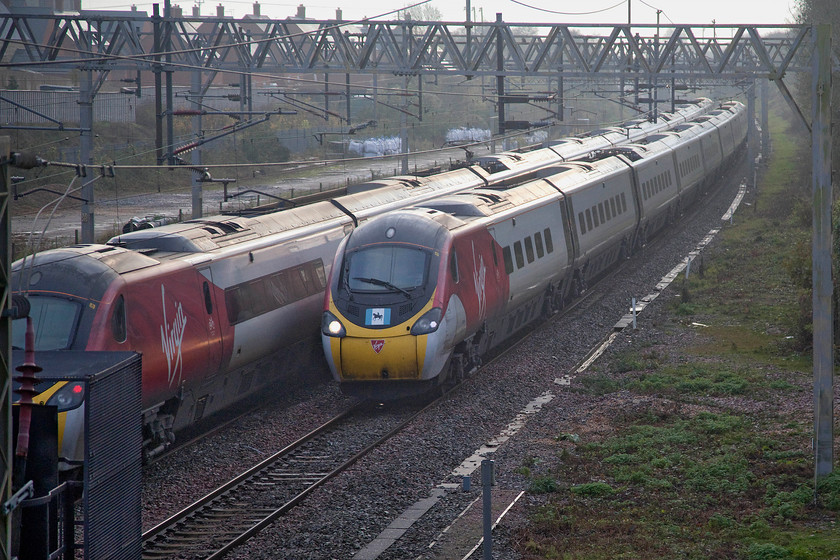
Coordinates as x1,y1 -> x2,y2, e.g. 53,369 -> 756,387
365,307 -> 390,326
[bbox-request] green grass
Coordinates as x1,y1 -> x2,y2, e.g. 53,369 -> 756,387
514,109 -> 839,558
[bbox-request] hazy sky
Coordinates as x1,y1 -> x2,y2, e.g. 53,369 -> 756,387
78,0 -> 799,26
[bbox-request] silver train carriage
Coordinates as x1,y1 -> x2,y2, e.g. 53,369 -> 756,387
321,101 -> 747,399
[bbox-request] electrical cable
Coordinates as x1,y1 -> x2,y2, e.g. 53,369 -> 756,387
508,0 -> 627,17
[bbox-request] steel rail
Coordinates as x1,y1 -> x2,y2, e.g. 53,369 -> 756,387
141,396 -> 443,559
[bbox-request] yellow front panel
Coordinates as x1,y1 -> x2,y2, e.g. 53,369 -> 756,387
31,382 -> 69,451
341,335 -> 418,380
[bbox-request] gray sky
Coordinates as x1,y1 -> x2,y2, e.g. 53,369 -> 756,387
78,0 -> 798,26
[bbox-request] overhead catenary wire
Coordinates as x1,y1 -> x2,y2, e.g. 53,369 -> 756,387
10,98 -> 657,187
4,5 -> 664,222
17,173 -> 82,293
508,0 -> 627,16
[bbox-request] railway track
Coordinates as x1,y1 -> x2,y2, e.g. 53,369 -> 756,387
140,164 -> 746,559
140,300 -> 591,559
141,399 -> 436,559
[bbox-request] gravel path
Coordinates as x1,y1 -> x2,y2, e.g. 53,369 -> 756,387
140,156 -> 754,558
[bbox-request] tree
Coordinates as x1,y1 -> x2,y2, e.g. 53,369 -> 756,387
401,4 -> 443,21
793,0 -> 840,174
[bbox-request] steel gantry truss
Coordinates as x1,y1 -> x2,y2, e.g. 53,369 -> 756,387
0,9 -> 835,558
0,13 -> 819,78
0,13 -> 828,230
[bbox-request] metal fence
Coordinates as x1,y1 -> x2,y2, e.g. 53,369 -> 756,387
0,91 -> 136,124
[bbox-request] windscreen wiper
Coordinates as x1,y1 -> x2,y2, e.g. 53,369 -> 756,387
352,276 -> 411,298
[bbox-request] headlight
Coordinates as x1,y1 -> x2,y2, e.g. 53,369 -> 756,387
321,311 -> 346,338
411,307 -> 442,335
46,382 -> 85,412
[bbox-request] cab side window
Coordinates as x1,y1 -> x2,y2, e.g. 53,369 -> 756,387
111,295 -> 127,343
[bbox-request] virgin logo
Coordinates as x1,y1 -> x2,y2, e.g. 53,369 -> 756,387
371,340 -> 385,353
472,241 -> 487,320
160,284 -> 187,388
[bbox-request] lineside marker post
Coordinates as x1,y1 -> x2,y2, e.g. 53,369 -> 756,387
811,23 -> 833,481
482,459 -> 493,560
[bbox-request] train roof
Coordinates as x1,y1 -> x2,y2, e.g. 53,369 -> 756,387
345,209 -> 460,250
345,167 -> 486,194
107,208 -> 345,254
13,244 -> 160,276
11,244 -> 160,297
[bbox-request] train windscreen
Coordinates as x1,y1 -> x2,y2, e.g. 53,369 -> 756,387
12,296 -> 80,351
345,246 -> 428,293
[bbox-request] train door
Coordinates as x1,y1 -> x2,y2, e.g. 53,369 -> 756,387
196,267 -> 224,377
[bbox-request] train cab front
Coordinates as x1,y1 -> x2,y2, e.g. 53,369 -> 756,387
10,247 -> 120,472
321,212 -> 452,400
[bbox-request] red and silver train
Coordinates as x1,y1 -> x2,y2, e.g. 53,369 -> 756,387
11,99 -> 713,467
321,101 -> 747,399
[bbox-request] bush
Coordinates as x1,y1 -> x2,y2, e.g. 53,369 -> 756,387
746,542 -> 793,560
529,476 -> 559,494
570,482 -> 615,497
817,471 -> 840,510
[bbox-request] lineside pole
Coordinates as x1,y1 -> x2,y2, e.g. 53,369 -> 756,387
400,76 -> 408,174
747,81 -> 756,185
811,23 -> 833,480
496,13 -> 505,138
79,51 -> 95,243
165,0 -> 175,166
760,80 -> 769,153
153,4 -> 164,165
190,69 -> 203,219
0,137 -> 12,560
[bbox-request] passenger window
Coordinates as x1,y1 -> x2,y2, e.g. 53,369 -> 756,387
450,252 -> 459,283
585,209 -> 593,231
610,197 -> 617,216
514,241 -> 525,269
535,232 -> 544,257
578,212 -> 586,234
503,246 -> 514,274
544,229 -> 554,253
490,241 -> 498,267
288,267 -> 307,300
524,237 -> 535,263
111,294 -> 126,343
620,192 -> 627,212
599,202 -> 607,222
225,287 -> 242,324
203,281 -> 213,314
247,279 -> 269,315
267,272 -> 290,306
313,260 -> 327,290
592,206 -> 599,227
298,267 -> 311,293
